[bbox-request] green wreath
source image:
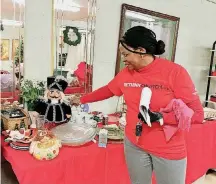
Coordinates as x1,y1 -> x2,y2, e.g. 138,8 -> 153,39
63,26 -> 81,46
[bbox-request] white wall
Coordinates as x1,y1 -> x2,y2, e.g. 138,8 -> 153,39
91,0 -> 216,113
24,0 -> 53,81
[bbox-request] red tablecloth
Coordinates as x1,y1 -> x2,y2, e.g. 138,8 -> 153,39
2,122 -> 216,184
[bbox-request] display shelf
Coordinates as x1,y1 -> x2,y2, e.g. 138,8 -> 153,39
205,41 -> 216,107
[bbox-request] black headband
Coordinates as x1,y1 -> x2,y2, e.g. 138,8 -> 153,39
120,40 -> 153,55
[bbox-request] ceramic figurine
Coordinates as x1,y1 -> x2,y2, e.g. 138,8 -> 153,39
34,76 -> 72,123
4,128 -> 32,143
14,123 -> 19,130
29,129 -> 62,160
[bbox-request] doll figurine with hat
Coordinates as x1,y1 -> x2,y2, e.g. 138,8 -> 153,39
34,76 -> 72,123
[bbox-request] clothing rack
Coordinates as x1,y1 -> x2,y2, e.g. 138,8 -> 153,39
205,41 -> 216,107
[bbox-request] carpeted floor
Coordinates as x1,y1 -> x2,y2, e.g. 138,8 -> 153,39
1,161 -> 216,184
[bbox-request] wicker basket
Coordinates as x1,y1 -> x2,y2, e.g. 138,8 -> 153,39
1,105 -> 30,131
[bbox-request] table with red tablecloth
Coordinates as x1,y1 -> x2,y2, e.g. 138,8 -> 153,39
2,121 -> 216,184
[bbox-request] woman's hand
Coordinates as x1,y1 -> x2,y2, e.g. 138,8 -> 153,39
70,94 -> 81,106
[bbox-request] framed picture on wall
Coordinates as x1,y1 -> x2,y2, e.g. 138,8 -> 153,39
12,39 -> 19,60
0,39 -> 10,61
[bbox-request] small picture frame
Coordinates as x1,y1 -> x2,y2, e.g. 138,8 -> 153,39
12,39 -> 19,60
1,39 -> 10,61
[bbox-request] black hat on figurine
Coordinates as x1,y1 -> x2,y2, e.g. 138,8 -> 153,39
47,76 -> 68,92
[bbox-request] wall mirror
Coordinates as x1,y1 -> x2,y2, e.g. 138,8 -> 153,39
53,0 -> 96,95
1,0 -> 25,102
115,4 -> 180,75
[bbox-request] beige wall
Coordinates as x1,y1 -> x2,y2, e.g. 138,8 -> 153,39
24,0 -> 53,81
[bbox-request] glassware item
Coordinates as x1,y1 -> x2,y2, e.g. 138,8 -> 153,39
51,123 -> 97,146
36,115 -> 45,129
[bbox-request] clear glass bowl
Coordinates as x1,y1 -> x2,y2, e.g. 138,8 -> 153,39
51,122 -> 97,146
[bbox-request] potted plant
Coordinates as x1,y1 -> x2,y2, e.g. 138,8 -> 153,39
20,79 -> 46,111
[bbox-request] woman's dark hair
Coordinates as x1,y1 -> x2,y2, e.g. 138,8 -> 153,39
121,26 -> 165,55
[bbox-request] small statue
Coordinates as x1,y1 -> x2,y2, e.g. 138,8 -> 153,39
34,76 -> 72,124
19,120 -> 26,134
14,123 -> 19,131
29,129 -> 62,160
20,120 -> 26,129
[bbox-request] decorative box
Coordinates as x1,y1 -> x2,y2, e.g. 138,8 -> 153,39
1,104 -> 30,131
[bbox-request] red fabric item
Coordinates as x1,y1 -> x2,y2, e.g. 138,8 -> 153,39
108,57 -> 204,160
64,86 -> 85,94
74,62 -> 93,87
161,111 -> 177,124
80,85 -> 114,104
161,96 -> 204,125
1,122 -> 216,184
160,99 -> 194,141
0,70 -> 10,74
74,62 -> 86,81
1,90 -> 20,103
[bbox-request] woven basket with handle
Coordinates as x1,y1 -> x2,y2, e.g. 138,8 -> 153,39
1,104 -> 30,131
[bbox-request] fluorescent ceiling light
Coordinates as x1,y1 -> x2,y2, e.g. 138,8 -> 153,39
126,11 -> 155,22
12,0 -> 81,12
1,19 -> 23,26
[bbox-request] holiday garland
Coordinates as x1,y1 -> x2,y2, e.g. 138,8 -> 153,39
63,26 -> 81,46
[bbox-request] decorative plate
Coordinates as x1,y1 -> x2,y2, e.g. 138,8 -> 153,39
96,125 -> 124,140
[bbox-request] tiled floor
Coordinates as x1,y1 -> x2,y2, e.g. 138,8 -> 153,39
193,171 -> 216,184
1,161 -> 216,184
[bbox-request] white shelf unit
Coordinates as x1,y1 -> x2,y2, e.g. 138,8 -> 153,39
205,41 -> 216,107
